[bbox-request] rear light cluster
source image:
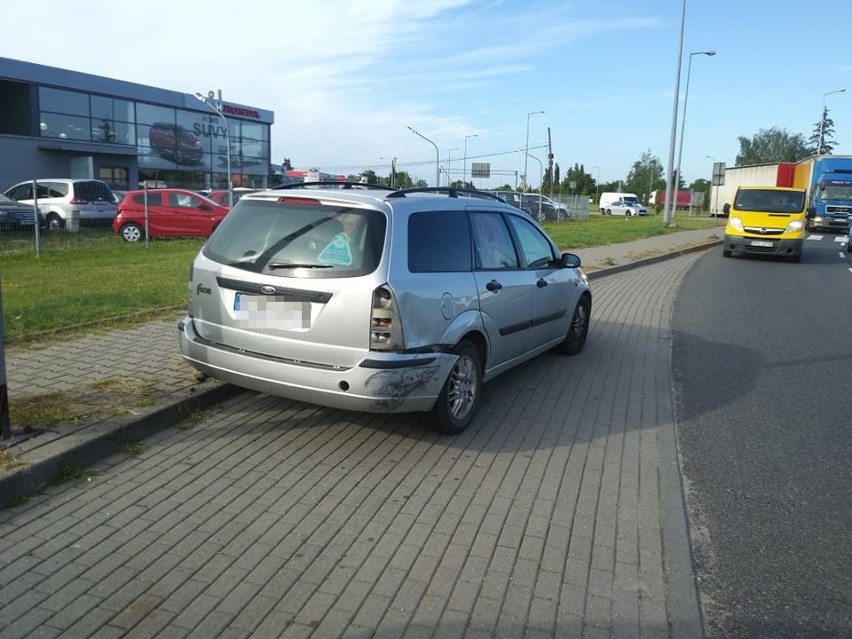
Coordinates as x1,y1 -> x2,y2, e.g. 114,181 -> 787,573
370,285 -> 404,351
68,198 -> 89,205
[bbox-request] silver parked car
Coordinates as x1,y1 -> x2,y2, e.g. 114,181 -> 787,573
3,178 -> 116,230
603,196 -> 648,217
179,184 -> 592,434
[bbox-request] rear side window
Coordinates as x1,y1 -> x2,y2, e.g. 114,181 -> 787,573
408,210 -> 472,272
132,193 -> 162,206
204,199 -> 386,279
73,181 -> 113,202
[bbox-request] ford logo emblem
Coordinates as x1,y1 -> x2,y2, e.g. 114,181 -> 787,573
261,285 -> 276,295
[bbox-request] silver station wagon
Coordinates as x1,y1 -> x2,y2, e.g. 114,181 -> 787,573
179,184 -> 592,433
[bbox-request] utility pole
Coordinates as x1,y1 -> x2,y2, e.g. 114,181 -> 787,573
547,127 -> 554,201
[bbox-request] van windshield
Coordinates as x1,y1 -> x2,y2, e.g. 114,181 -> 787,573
734,189 -> 805,213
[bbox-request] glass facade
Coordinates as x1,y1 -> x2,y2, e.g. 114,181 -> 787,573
37,86 -> 270,189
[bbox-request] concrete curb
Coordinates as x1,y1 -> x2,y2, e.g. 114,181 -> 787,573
0,383 -> 242,508
586,239 -> 722,279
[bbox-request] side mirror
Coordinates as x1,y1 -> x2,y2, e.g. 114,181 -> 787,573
199,203 -> 212,211
561,252 -> 582,268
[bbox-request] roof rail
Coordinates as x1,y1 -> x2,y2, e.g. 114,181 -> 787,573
386,187 -> 505,201
272,181 -> 395,191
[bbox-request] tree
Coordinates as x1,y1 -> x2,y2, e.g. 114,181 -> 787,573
736,127 -> 809,165
559,163 -> 596,195
624,150 -> 664,203
808,107 -> 838,155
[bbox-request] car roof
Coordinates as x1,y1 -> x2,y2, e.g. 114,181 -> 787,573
242,183 -> 517,214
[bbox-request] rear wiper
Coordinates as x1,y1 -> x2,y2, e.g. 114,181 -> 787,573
267,262 -> 333,269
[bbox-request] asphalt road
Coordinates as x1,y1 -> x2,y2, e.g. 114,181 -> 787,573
671,234 -> 852,638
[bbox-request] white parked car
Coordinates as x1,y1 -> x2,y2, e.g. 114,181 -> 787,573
604,196 -> 648,217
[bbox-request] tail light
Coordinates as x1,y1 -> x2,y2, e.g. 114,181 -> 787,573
370,285 -> 404,351
69,198 -> 89,205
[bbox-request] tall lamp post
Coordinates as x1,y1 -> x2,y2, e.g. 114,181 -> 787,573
463,134 -> 478,187
663,0 -> 687,226
671,49 -> 716,219
406,126 -> 439,186
518,149 -> 544,219
195,90 -> 232,209
818,88 -> 846,155
524,110 -> 545,191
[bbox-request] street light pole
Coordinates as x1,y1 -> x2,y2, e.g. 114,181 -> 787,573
671,49 -> 716,220
463,134 -> 477,188
195,91 -> 232,209
406,126 -> 440,186
524,111 -> 545,192
379,156 -> 397,188
663,0 -> 687,227
818,88 -> 846,155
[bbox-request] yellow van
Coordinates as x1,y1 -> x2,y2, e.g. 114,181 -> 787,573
722,186 -> 807,262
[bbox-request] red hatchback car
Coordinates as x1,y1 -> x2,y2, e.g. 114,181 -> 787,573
114,189 -> 229,242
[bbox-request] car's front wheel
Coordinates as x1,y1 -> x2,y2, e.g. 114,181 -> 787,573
46,213 -> 64,231
120,222 -> 144,242
557,295 -> 591,356
428,340 -> 482,435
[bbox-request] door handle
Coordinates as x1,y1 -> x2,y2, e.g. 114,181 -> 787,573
486,279 -> 503,292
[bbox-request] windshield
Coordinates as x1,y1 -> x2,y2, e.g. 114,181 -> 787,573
734,189 -> 805,213
818,184 -> 852,201
203,198 -> 386,278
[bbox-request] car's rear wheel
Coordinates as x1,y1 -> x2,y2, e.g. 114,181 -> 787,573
557,295 -> 590,356
428,340 -> 482,435
120,222 -> 144,242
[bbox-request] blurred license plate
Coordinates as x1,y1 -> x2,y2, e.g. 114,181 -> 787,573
234,293 -> 311,329
749,240 -> 773,248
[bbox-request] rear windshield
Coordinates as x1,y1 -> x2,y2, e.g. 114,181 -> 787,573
734,189 -> 805,213
203,198 -> 386,278
73,181 -> 114,202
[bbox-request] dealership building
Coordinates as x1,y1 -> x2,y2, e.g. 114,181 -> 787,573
0,57 -> 274,192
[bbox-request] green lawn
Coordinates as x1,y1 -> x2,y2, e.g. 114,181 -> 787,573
1,214 -> 724,345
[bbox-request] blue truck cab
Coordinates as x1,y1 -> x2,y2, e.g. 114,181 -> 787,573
803,156 -> 852,233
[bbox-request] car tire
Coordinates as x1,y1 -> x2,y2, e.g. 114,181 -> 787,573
46,213 -> 64,231
120,222 -> 144,242
428,339 -> 482,435
605,209 -> 612,216
557,295 -> 591,356
723,249 -> 732,258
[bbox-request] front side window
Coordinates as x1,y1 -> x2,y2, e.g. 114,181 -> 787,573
472,212 -> 518,269
204,199 -> 386,279
509,215 -> 557,268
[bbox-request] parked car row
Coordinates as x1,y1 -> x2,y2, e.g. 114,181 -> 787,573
485,190 -> 571,222
1,179 -> 263,241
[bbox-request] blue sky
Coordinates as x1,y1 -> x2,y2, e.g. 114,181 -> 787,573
2,0 -> 850,189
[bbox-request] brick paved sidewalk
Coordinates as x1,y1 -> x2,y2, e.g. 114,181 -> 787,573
0,247 -> 715,638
